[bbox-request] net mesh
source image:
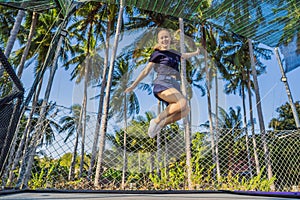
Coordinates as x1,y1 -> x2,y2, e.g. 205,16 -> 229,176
1,0 -> 299,73
0,0 -> 300,194
0,48 -> 24,179
1,105 -> 299,191
0,0 -> 56,12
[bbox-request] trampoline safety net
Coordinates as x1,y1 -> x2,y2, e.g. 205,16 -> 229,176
0,0 -> 300,194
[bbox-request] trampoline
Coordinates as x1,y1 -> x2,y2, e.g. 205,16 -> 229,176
1,190 -> 300,200
0,0 -> 300,198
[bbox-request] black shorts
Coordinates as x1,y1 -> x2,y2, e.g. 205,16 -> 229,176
153,75 -> 181,105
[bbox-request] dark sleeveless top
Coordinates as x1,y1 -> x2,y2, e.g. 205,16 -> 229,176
149,49 -> 182,103
149,49 -> 181,76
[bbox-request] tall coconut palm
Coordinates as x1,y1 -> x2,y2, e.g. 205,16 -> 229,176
59,104 -> 82,180
16,12 -> 38,78
220,29 -> 273,176
94,0 -> 125,187
4,12 -> 57,180
65,2 -> 105,178
220,0 -> 275,184
0,9 -> 26,173
178,17 -> 193,189
109,57 -> 140,188
16,6 -> 75,188
246,68 -> 261,175
0,9 -> 25,78
201,23 -> 230,181
110,57 -> 140,121
87,3 -> 117,179
201,23 -> 218,183
248,39 -> 274,189
6,8 -> 62,187
218,106 -> 244,174
5,77 -> 43,186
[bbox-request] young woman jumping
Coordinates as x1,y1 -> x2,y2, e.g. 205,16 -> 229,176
125,28 -> 199,138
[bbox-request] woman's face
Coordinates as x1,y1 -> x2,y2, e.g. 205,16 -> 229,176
157,30 -> 171,50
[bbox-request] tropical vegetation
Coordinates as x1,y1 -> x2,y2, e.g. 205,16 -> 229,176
0,0 -> 299,192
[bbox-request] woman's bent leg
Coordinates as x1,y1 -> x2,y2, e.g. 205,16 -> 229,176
158,105 -> 190,127
155,88 -> 188,126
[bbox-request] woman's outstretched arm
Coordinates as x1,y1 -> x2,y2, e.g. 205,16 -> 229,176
125,62 -> 155,93
181,48 -> 200,59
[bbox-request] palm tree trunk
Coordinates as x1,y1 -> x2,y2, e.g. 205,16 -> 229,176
156,100 -> 162,178
94,0 -> 124,187
213,65 -> 221,180
88,19 -> 111,180
69,126 -> 80,181
17,12 -> 38,78
202,24 -> 216,183
241,81 -> 253,178
179,18 -> 192,190
248,39 -> 274,190
4,10 -> 25,58
150,152 -> 155,173
247,69 -> 260,175
121,95 -> 128,189
79,58 -> 89,178
0,10 -> 25,77
17,27 -> 66,188
80,19 -> 95,177
6,78 -> 43,186
164,103 -> 169,177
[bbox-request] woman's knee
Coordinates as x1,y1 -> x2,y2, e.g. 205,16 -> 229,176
178,98 -> 188,110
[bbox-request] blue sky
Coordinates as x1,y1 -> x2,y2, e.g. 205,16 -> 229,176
20,35 -> 300,131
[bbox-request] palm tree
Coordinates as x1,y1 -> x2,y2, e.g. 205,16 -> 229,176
87,3 -> 118,179
217,106 -> 244,176
248,39 -> 274,189
0,5 -> 17,45
200,23 -> 229,181
16,12 -> 38,78
246,68 -> 261,175
64,2 -> 105,178
5,77 -> 44,186
109,57 -> 140,188
0,9 -> 25,78
220,29 -> 273,177
214,0 -> 275,186
94,0 -> 125,187
4,8 -> 60,187
178,17 -> 193,189
110,57 -> 140,120
201,23 -> 218,183
16,99 -> 61,188
59,104 -> 82,180
15,6 -> 76,188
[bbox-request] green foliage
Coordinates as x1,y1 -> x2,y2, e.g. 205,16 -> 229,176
268,101 -> 300,130
102,168 -> 122,183
28,159 -> 57,189
0,71 -> 13,97
149,160 -> 186,190
219,167 -> 276,191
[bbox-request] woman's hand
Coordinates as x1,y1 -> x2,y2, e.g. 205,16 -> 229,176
124,85 -> 135,93
196,47 -> 200,55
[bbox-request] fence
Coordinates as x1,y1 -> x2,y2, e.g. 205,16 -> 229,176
0,48 -> 24,179
1,104 -> 299,192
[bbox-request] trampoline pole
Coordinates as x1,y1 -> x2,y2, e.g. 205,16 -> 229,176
274,47 -> 300,128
